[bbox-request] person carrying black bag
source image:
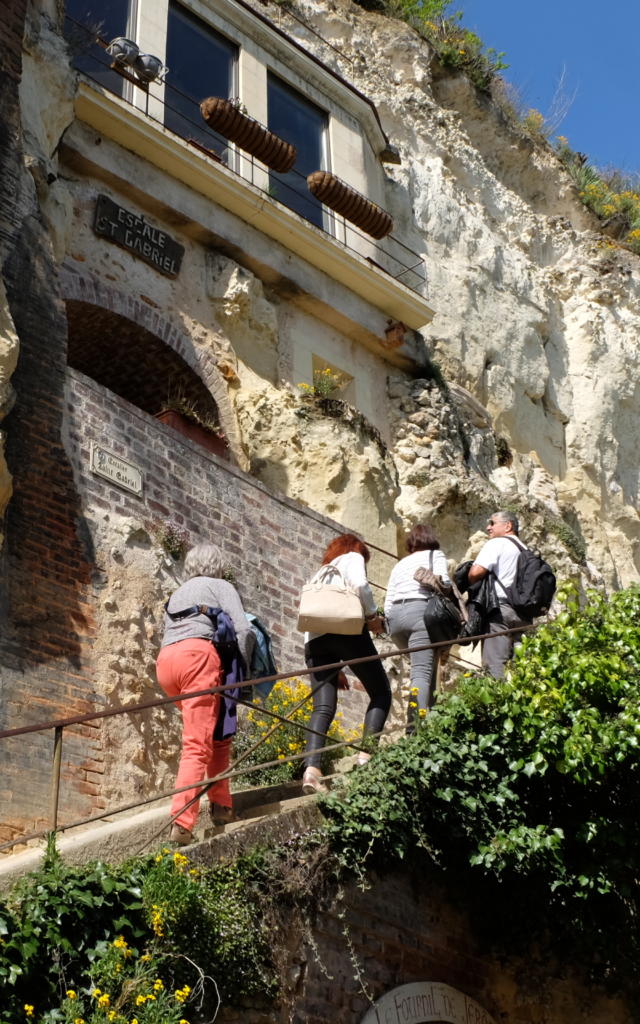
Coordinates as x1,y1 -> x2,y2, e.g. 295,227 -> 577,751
466,510 -> 533,678
385,524 -> 460,728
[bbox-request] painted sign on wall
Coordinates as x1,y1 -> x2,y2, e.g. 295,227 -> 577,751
360,982 -> 496,1024
90,443 -> 143,496
93,194 -> 184,277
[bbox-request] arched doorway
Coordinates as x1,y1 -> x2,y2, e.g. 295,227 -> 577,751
65,299 -> 231,460
360,982 -> 496,1024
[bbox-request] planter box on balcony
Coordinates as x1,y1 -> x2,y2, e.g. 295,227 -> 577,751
155,409 -> 229,459
307,171 -> 394,239
200,97 -> 296,173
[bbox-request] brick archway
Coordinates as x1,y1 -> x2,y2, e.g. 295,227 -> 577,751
59,263 -> 246,466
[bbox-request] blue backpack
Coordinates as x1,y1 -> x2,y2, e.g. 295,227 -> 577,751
244,613 -> 278,702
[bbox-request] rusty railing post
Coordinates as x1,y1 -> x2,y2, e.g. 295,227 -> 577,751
50,726 -> 63,831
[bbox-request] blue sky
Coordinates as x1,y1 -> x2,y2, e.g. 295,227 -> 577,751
457,1 -> 640,175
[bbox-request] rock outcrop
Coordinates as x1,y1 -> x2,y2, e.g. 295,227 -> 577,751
262,0 -> 640,586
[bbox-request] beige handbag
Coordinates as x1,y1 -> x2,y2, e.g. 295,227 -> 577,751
297,563 -> 365,635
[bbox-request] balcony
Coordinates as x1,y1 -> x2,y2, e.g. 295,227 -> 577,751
64,19 -> 434,334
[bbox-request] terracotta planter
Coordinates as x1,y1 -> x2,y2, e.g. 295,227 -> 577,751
306,171 -> 394,239
155,409 -> 229,459
200,97 -> 296,173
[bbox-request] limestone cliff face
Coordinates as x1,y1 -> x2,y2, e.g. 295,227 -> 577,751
260,0 -> 640,586
7,0 -> 639,588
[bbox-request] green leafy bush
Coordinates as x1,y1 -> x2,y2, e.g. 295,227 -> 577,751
322,584 -> 640,980
0,836 -> 147,1018
350,0 -> 508,91
556,138 -> 640,254
0,842 -> 275,1022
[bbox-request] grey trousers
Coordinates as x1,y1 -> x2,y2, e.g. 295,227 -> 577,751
482,603 -> 531,679
387,599 -> 438,722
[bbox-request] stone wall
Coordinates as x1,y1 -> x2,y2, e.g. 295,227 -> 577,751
0,365 -> 390,840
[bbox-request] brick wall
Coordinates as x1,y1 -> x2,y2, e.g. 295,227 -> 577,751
0,1 -> 27,255
213,868 -> 631,1024
0,361 -> 378,840
64,366 -> 348,671
0,242 -> 103,843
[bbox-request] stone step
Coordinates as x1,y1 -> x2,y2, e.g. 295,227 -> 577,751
0,776 -> 335,892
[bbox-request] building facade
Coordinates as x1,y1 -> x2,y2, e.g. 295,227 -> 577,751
0,0 -> 432,841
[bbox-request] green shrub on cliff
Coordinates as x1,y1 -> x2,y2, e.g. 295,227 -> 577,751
323,584 -> 640,979
351,0 -> 508,90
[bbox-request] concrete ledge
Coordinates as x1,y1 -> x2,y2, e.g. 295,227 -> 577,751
0,780 -> 318,892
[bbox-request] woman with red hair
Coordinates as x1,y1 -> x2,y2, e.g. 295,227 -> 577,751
301,533 -> 391,794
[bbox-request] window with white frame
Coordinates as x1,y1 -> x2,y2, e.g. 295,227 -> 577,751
267,74 -> 328,229
164,2 -> 238,159
64,0 -> 136,97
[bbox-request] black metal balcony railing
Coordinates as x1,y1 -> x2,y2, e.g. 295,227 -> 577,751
64,16 -> 428,297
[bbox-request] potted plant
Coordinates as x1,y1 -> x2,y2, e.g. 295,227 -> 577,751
200,97 -> 297,173
306,171 -> 394,239
155,392 -> 229,459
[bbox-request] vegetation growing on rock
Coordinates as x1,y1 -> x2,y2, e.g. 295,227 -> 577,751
323,584 -> 640,984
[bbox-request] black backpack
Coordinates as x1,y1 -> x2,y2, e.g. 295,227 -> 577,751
498,537 -> 556,619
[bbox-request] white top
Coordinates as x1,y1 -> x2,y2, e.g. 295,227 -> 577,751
474,536 -> 526,594
304,551 -> 377,643
384,549 -> 451,616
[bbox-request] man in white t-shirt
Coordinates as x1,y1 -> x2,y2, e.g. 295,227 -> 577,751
467,510 -> 532,678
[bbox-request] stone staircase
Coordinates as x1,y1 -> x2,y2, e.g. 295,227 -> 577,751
0,778 -> 331,891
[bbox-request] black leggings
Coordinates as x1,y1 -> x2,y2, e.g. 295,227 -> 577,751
303,629 -> 392,769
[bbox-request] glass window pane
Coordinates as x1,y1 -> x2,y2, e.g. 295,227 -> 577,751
164,2 -> 237,159
267,75 -> 327,228
64,0 -> 130,97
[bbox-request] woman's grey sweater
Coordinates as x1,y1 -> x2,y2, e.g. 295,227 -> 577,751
161,576 -> 254,666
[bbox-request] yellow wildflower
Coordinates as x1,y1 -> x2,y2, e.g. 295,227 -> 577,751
24,1008 -> 34,1019
98,993 -> 111,1007
418,709 -> 427,718
175,984 -> 192,1003
153,979 -> 165,991
66,990 -> 78,1000
113,936 -> 128,949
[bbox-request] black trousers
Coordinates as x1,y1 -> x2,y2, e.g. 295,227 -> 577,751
303,628 -> 392,769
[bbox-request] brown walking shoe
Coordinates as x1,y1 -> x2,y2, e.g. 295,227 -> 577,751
169,823 -> 193,846
208,803 -> 235,826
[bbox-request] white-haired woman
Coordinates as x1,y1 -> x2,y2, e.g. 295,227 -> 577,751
156,542 -> 254,845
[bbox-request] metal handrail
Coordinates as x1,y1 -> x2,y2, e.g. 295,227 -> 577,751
63,15 -> 428,295
0,625 -> 537,853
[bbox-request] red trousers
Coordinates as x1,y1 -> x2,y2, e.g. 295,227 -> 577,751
156,638 -> 232,831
